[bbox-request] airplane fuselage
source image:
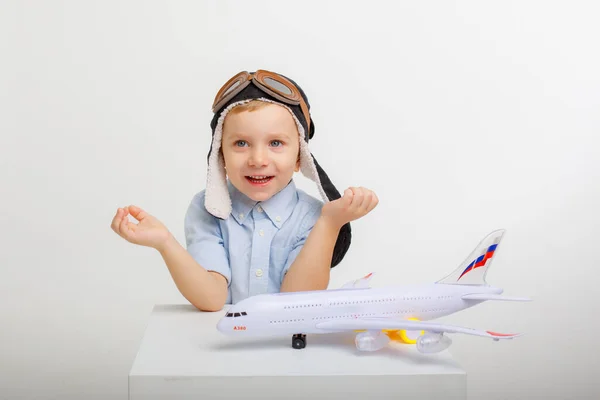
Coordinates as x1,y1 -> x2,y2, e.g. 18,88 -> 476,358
216,283 -> 503,337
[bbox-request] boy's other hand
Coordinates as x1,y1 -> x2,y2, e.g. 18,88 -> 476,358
110,205 -> 172,251
320,187 -> 379,230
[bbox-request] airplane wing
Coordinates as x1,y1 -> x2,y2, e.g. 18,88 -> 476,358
315,317 -> 522,340
461,293 -> 532,302
340,272 -> 374,289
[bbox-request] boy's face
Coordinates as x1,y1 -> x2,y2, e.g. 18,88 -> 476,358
221,103 -> 301,202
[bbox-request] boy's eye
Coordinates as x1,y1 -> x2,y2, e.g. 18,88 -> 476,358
234,140 -> 247,147
270,140 -> 283,147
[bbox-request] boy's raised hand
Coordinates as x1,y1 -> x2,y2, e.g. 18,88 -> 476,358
110,205 -> 172,250
320,187 -> 379,230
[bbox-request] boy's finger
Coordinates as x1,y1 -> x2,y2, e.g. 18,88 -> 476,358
349,187 -> 363,210
110,208 -> 122,232
357,188 -> 370,212
341,189 -> 353,207
119,212 -> 132,240
357,187 -> 372,211
128,205 -> 147,221
367,192 -> 379,212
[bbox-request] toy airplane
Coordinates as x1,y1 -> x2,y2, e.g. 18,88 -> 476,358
216,229 -> 531,353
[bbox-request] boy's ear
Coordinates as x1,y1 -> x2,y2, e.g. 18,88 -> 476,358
219,150 -> 227,172
295,151 -> 300,172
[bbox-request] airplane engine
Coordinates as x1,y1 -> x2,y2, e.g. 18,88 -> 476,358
416,332 -> 452,354
355,331 -> 390,352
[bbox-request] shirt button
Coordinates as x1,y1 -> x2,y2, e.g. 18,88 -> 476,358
275,216 -> 281,222
259,229 -> 264,236
256,205 -> 263,212
238,213 -> 244,219
255,269 -> 263,277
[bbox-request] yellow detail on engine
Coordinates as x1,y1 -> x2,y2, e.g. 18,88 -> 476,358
383,318 -> 424,344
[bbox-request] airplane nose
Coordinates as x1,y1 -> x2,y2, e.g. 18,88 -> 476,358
216,316 -> 231,334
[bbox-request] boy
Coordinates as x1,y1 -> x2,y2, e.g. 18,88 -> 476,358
110,69 -> 378,311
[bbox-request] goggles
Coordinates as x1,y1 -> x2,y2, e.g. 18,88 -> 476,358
212,70 -> 311,134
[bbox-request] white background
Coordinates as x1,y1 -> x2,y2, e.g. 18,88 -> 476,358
2,1 -> 599,399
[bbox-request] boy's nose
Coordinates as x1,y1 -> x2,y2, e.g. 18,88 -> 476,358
248,149 -> 269,167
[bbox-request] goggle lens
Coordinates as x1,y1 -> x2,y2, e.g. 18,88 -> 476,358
262,77 -> 293,96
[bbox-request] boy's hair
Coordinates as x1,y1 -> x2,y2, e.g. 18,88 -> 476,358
228,99 -> 271,115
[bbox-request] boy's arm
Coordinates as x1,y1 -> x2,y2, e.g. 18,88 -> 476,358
157,235 -> 228,312
279,217 -> 339,292
280,187 -> 379,293
112,202 -> 229,311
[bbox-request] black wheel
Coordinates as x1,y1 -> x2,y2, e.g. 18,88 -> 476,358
292,334 -> 306,349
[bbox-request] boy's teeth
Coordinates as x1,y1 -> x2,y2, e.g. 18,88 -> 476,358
247,175 -> 273,185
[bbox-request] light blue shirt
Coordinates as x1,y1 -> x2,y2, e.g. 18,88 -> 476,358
184,179 -> 323,304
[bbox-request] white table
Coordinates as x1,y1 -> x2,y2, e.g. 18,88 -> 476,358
129,304 -> 467,399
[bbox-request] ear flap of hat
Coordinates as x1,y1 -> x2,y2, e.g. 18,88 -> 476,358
311,155 -> 352,268
204,101 -> 240,219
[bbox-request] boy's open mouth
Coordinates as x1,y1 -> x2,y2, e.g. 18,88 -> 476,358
245,175 -> 274,185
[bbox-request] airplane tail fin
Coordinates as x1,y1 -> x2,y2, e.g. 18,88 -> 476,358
436,229 -> 505,286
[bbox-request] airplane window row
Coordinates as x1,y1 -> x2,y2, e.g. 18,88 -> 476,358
330,298 -> 396,306
225,311 -> 248,317
283,304 -> 321,309
382,310 -> 415,314
311,313 -> 377,320
270,319 -> 305,324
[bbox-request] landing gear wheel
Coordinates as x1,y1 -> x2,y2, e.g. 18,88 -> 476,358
292,333 -> 306,349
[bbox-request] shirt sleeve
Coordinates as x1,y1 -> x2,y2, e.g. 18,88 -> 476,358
279,204 -> 322,285
184,191 -> 231,287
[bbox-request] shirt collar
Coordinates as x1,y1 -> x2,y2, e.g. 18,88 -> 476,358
229,179 -> 298,228
229,181 -> 256,225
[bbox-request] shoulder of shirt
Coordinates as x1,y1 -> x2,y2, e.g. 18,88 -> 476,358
294,189 -> 324,226
295,188 -> 324,211
289,189 -> 323,235
190,189 -> 207,203
185,189 -> 213,219
186,189 -> 208,210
